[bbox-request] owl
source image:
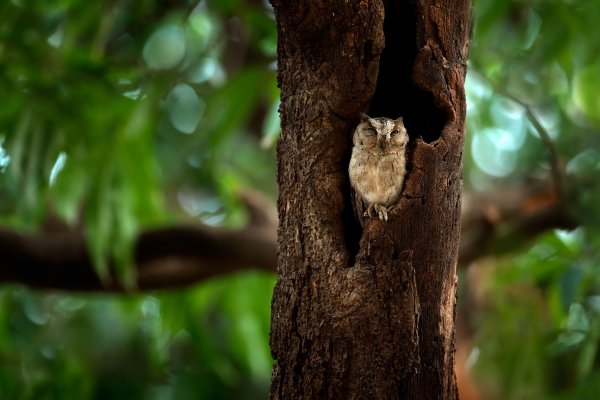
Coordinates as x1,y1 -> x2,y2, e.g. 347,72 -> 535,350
349,113 -> 409,222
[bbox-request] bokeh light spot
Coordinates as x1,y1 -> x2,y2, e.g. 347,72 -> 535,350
167,83 -> 205,134
143,25 -> 186,70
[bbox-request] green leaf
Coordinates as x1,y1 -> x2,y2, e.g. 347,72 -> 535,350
573,62 -> 600,125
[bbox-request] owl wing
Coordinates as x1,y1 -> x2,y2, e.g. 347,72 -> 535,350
351,186 -> 367,226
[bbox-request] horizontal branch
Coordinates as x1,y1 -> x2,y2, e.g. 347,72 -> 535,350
459,179 -> 577,265
0,180 -> 578,292
0,224 -> 276,292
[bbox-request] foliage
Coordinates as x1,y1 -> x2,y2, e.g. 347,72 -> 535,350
466,0 -> 600,398
0,0 -> 277,398
0,272 -> 275,400
0,0 -> 278,279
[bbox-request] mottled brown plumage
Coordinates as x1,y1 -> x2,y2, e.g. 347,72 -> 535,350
349,113 -> 409,222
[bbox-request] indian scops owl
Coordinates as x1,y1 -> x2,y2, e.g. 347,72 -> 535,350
349,113 -> 409,222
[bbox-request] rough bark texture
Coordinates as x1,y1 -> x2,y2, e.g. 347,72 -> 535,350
270,0 -> 471,399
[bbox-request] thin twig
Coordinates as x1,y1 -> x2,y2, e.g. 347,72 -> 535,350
522,105 -> 565,201
470,69 -> 566,201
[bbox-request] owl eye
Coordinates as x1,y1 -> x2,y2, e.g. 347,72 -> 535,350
365,127 -> 377,135
391,129 -> 399,136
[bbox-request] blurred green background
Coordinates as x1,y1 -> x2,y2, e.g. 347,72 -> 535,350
0,0 -> 599,399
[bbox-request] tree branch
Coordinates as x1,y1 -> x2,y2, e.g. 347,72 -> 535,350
459,179 -> 577,265
0,179 -> 578,292
0,224 -> 276,292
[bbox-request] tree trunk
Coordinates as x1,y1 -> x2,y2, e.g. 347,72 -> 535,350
269,0 -> 470,398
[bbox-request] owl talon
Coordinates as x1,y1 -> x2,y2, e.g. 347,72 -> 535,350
365,204 -> 388,222
374,204 -> 388,222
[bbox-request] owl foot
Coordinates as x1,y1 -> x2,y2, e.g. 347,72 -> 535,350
364,204 -> 389,222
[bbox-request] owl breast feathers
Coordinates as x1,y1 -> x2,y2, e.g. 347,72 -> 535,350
349,113 -> 409,222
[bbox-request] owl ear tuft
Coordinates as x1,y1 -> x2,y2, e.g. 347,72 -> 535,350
395,116 -> 405,128
360,113 -> 371,122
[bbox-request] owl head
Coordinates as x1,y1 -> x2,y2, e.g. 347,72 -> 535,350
353,113 -> 408,153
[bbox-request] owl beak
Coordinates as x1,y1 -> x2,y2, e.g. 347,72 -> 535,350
377,136 -> 387,150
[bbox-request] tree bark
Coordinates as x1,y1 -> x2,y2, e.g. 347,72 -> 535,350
270,0 -> 471,398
